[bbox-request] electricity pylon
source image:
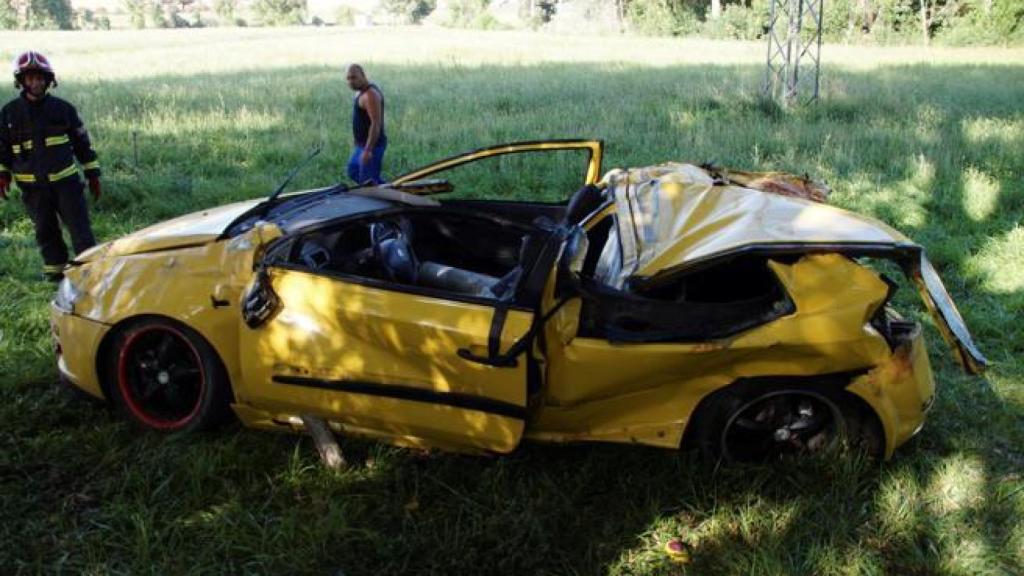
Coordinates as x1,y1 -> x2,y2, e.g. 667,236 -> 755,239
763,0 -> 824,106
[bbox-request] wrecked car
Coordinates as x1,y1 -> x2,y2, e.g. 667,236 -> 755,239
51,139 -> 987,462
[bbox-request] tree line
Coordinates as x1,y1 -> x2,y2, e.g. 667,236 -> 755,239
620,0 -> 1024,45
2,0 -> 1022,45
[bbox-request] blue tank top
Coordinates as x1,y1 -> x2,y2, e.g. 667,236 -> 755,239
352,84 -> 386,147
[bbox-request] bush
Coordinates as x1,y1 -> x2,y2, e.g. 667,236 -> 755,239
938,0 -> 1024,44
335,4 -> 356,25
253,0 -> 306,25
76,7 -> 112,29
821,0 -> 854,41
382,0 -> 435,24
627,0 -> 700,36
26,0 -> 75,29
122,0 -> 146,28
214,0 -> 238,24
147,0 -> 165,27
445,0 -> 508,28
869,0 -> 918,43
703,1 -> 768,40
446,0 -> 487,26
1,0 -> 17,29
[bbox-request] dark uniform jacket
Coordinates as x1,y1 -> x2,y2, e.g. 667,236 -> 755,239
0,94 -> 100,187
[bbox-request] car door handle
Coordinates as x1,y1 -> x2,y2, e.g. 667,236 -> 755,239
457,345 -> 519,368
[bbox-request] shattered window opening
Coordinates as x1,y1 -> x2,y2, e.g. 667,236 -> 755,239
577,254 -> 796,343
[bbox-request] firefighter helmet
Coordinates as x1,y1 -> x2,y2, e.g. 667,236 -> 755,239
13,50 -> 57,89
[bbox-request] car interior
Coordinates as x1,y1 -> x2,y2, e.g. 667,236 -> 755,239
567,208 -> 796,342
261,178 -> 794,342
276,209 -> 539,301
270,184 -> 612,304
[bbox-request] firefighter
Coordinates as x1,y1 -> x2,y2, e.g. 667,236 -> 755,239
0,50 -> 101,281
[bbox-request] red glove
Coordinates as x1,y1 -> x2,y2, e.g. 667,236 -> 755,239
87,176 -> 101,202
0,173 -> 10,201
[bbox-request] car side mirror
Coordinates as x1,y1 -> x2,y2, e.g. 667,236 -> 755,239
242,268 -> 280,329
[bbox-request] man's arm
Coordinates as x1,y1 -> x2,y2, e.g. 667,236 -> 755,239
360,88 -> 383,156
0,109 -> 11,199
67,104 -> 101,179
0,108 -> 12,178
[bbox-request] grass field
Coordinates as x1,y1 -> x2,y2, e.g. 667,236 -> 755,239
1,27 -> 1022,575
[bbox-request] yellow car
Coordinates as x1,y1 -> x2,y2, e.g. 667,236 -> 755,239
51,139 -> 986,462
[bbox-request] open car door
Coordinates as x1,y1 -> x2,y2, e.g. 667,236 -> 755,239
390,139 -> 604,193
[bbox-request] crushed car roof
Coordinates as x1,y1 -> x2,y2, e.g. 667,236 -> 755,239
599,163 -> 916,287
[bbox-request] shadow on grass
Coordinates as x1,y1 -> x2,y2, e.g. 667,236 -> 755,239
0,60 -> 1021,574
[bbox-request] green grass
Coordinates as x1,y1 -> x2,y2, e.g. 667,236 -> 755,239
1,27 -> 1022,575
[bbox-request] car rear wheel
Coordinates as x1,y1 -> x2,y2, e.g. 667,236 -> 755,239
691,384 -> 882,463
108,318 -> 231,433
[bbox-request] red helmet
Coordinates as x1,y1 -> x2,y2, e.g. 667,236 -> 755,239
13,50 -> 57,89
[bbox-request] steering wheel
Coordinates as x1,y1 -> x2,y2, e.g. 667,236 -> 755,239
370,219 -> 419,284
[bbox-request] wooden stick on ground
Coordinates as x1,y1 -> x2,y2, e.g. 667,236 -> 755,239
299,415 -> 346,470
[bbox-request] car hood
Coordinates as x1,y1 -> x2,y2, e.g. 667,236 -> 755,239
76,198 -> 264,261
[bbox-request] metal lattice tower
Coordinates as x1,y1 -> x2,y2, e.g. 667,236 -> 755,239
763,0 -> 824,106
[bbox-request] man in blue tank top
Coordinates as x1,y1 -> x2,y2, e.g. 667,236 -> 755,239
345,64 -> 386,185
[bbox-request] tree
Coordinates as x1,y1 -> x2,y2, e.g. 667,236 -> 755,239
214,0 -> 237,23
992,0 -> 1024,39
147,0 -> 165,27
122,0 -> 146,27
27,0 -> 73,28
253,0 -> 306,25
918,0 -> 960,44
0,0 -> 17,28
382,0 -> 436,23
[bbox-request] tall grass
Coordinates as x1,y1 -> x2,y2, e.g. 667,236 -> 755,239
0,27 -> 1021,574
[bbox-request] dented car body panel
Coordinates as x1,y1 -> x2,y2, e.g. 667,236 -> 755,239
598,163 -> 910,286
51,140 -> 985,460
595,163 -> 986,374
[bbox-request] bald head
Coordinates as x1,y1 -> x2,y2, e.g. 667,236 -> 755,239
346,64 -> 368,91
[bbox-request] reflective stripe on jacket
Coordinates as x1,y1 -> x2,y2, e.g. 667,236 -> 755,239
0,93 -> 101,186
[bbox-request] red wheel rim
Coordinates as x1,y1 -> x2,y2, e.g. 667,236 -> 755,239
117,325 -> 206,430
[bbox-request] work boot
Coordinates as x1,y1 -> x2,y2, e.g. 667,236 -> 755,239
42,264 -> 65,283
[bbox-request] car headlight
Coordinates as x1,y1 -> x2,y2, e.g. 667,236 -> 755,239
53,277 -> 83,313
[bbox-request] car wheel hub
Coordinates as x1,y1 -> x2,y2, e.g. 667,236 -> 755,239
721,390 -> 842,462
117,326 -> 206,430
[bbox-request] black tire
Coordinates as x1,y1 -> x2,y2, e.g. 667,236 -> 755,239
689,382 -> 883,464
106,317 -> 232,433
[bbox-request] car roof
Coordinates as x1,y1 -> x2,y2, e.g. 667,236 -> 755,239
599,163 -> 915,286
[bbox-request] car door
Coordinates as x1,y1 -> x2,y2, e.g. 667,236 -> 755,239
238,260 -> 536,453
390,139 -> 604,193
237,141 -> 600,452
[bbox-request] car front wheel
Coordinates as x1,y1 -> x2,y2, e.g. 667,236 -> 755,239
107,318 -> 231,433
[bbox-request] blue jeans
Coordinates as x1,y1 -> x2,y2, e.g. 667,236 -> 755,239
347,141 -> 387,185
